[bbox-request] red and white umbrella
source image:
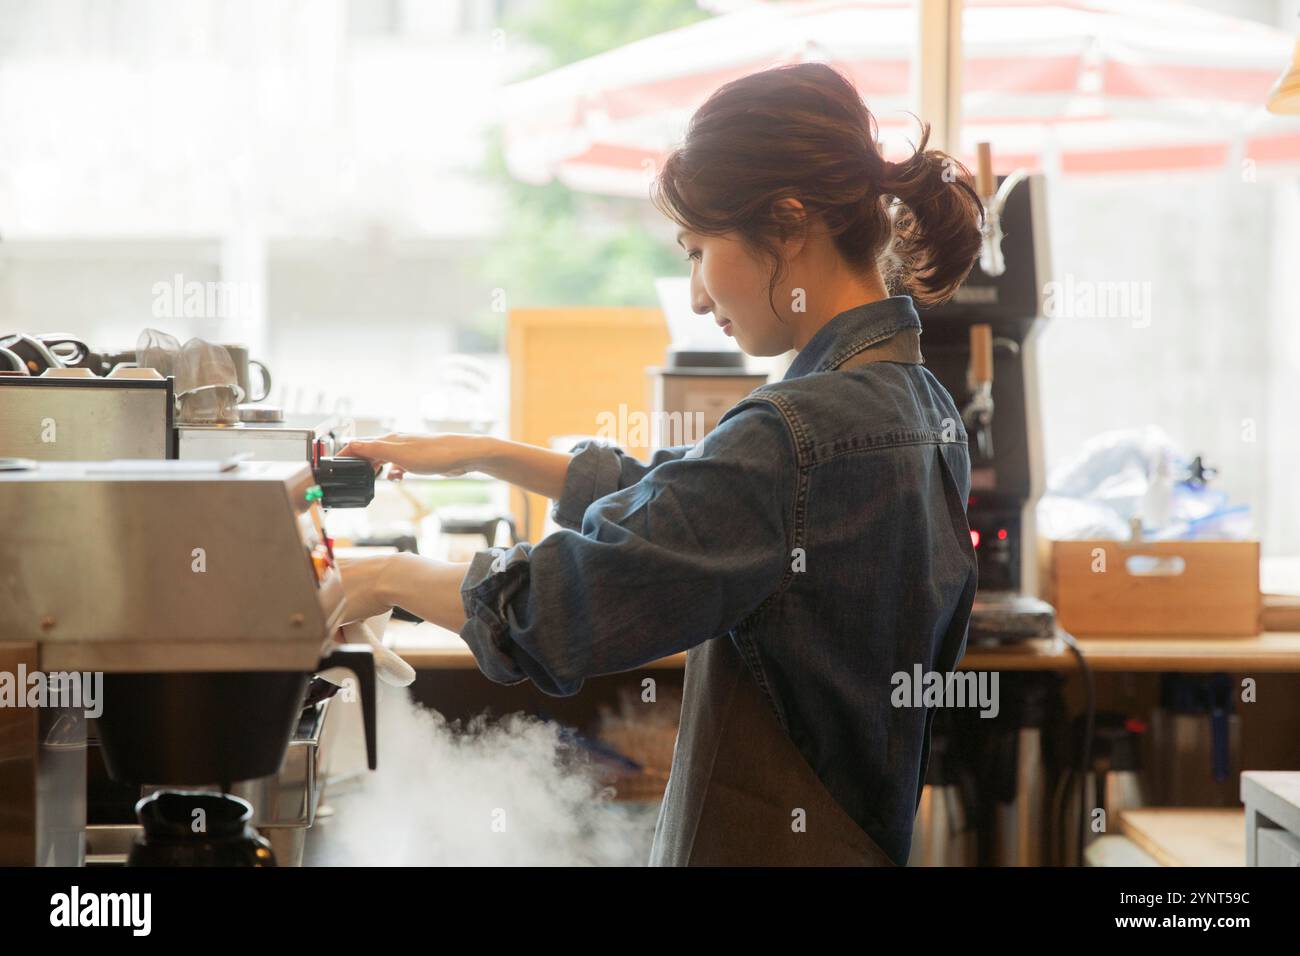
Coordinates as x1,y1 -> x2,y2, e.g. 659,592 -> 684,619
500,0 -> 1300,195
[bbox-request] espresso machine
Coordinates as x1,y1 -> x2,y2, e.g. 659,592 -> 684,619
918,172 -> 1056,642
176,408 -> 374,509
0,459 -> 377,866
0,371 -> 374,509
0,368 -> 380,864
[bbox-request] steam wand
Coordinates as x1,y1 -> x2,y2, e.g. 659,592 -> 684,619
962,323 -> 995,461
975,142 -> 1029,278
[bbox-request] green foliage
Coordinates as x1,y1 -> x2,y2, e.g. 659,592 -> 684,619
477,0 -> 708,311
505,0 -> 709,73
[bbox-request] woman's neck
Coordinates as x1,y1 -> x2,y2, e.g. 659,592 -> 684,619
790,268 -> 891,351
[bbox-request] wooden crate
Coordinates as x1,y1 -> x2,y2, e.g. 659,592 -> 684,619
1050,539 -> 1260,636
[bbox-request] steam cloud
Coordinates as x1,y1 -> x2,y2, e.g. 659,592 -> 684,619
313,684 -> 658,865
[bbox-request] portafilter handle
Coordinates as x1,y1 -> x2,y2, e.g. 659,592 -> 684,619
314,456 -> 377,509
317,643 -> 378,770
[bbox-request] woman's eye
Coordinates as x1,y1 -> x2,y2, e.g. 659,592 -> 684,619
684,250 -> 701,262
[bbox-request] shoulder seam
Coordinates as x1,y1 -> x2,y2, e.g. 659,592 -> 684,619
723,393 -> 808,611
732,392 -> 809,470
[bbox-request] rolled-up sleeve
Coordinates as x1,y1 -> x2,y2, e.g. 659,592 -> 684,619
550,440 -> 694,530
460,402 -> 793,696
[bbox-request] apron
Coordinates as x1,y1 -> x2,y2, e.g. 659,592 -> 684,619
648,329 -> 924,867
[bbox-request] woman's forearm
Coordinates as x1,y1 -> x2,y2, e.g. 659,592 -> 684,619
378,553 -> 471,631
469,437 -> 573,500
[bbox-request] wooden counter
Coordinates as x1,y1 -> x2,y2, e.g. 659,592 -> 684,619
961,631 -> 1300,672
387,620 -> 1300,673
1118,808 -> 1245,867
386,619 -> 687,669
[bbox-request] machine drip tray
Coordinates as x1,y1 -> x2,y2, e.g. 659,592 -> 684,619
968,592 -> 1057,644
84,701 -> 330,866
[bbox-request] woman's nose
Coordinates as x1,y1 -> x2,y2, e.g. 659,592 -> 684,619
690,272 -> 714,315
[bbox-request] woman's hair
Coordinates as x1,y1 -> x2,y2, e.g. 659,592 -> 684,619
651,62 -> 983,311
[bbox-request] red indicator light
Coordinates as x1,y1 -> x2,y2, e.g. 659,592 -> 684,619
997,528 -> 1008,541
970,529 -> 981,548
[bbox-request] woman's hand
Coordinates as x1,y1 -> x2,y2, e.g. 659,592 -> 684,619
338,552 -> 470,631
330,617 -> 417,687
336,433 -> 486,481
337,554 -> 400,623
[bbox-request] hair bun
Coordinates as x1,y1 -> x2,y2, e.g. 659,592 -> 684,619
879,146 -> 941,204
653,63 -> 982,309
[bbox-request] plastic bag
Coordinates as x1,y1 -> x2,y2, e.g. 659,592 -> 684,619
1037,426 -> 1251,541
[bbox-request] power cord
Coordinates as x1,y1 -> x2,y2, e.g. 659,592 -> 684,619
1057,627 -> 1095,867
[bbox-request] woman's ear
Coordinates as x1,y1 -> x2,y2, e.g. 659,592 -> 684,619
772,197 -> 809,257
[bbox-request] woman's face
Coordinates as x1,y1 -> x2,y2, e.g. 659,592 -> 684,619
676,229 -> 795,357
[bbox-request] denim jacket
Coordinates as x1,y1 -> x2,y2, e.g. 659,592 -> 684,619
460,295 -> 978,863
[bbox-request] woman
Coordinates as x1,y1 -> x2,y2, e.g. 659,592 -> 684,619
337,63 -> 981,866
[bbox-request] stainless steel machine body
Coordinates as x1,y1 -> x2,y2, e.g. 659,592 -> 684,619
0,460 -> 342,672
0,460 -> 346,865
176,413 -> 351,463
0,376 -> 173,459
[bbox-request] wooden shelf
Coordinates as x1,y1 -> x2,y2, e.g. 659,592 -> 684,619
960,631 -> 1300,672
387,620 -> 1300,674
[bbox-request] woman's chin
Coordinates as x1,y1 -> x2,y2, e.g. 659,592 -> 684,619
738,337 -> 783,358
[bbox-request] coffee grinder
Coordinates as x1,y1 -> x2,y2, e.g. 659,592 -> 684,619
918,172 -> 1056,639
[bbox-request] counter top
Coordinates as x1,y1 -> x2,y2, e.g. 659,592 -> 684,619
385,619 -> 687,669
386,620 -> 1300,673
1241,771 -> 1300,831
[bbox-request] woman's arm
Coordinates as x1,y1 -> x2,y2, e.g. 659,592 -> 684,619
460,402 -> 795,695
338,404 -> 793,693
339,433 -> 699,530
338,433 -> 573,500
476,439 -> 574,500
337,553 -> 469,631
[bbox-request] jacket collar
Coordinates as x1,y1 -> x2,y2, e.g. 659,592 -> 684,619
783,295 -> 922,380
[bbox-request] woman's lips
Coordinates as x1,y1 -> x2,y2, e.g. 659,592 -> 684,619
718,319 -> 733,336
